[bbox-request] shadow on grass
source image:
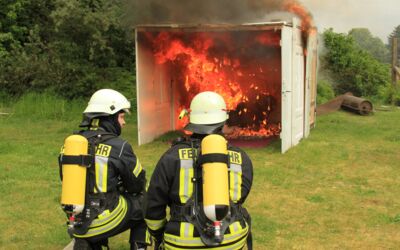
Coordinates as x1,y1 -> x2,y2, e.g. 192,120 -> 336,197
154,132 -> 282,155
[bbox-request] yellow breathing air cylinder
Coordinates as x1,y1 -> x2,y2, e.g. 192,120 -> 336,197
61,135 -> 88,215
201,134 -> 230,222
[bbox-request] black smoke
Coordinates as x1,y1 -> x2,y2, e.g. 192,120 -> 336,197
128,0 -> 296,25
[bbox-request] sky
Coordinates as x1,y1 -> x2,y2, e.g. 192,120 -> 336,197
300,0 -> 400,43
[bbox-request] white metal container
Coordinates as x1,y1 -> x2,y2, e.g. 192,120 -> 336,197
135,18 -> 317,153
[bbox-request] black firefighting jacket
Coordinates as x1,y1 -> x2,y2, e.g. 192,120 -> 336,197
61,129 -> 146,238
145,137 -> 253,249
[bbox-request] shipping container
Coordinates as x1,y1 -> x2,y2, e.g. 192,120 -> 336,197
135,18 -> 317,153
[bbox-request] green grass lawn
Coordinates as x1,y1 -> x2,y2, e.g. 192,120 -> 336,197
0,97 -> 399,249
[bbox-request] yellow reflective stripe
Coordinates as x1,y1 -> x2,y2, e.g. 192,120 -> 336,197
180,222 -> 194,238
145,229 -> 151,244
236,171 -> 242,201
164,223 -> 248,247
214,234 -> 247,250
95,156 -> 108,193
74,196 -> 127,238
229,170 -> 234,202
133,159 -> 143,177
97,209 -> 110,220
229,164 -> 242,202
179,160 -> 194,203
145,218 -> 167,231
229,221 -> 241,234
89,198 -> 124,227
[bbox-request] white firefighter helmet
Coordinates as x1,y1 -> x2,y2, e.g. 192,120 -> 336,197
83,89 -> 131,115
184,91 -> 229,134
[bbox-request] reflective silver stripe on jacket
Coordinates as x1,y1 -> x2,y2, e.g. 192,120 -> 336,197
179,159 -> 194,203
95,155 -> 108,193
229,163 -> 242,202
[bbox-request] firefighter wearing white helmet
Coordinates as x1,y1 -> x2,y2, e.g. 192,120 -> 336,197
145,91 -> 254,250
59,89 -> 150,250
184,91 -> 230,134
84,89 -> 131,115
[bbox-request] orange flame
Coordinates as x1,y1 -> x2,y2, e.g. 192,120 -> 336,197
283,1 -> 315,34
153,32 -> 243,111
144,30 -> 283,138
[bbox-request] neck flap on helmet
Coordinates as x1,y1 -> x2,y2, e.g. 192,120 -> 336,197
98,113 -> 121,136
80,112 -> 122,136
185,122 -> 225,135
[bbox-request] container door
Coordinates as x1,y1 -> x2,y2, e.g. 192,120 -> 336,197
281,26 -> 293,153
136,31 -> 174,145
305,30 -> 318,133
291,27 -> 305,146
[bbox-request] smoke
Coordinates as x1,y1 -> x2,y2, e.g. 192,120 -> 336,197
129,0 -> 314,31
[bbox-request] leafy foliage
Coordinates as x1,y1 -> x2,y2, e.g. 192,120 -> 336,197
349,28 -> 390,63
0,0 -> 135,100
317,79 -> 335,104
322,29 -> 391,97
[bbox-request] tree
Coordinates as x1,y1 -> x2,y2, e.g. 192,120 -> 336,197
0,0 -> 55,52
322,29 -> 391,97
51,0 -> 134,69
0,0 -> 136,99
388,25 -> 400,63
388,25 -> 400,42
0,0 -> 57,96
349,28 -> 390,63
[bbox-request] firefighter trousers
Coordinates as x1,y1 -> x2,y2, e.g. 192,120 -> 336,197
74,193 -> 150,250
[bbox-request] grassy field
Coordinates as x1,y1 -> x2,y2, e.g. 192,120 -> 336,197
0,94 -> 399,249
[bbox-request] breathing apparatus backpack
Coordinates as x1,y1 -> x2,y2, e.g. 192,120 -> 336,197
59,130 -> 116,236
171,134 -> 246,247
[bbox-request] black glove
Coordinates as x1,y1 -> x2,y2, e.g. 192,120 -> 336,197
154,240 -> 164,250
153,235 -> 164,250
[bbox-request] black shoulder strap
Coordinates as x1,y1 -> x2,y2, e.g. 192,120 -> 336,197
81,130 -> 116,195
197,153 -> 229,165
79,130 -> 117,143
186,139 -> 242,246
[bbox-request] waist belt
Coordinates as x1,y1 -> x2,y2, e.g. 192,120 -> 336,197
170,203 -> 243,222
72,191 -> 119,235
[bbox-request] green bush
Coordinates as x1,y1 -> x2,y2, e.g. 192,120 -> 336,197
322,29 -> 391,97
0,50 -> 136,101
0,0 -> 136,100
381,84 -> 400,106
317,80 -> 335,104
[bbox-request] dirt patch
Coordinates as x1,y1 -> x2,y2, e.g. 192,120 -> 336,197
317,93 -> 356,116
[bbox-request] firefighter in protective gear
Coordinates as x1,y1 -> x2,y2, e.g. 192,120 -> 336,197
59,89 -> 150,250
145,91 -> 253,250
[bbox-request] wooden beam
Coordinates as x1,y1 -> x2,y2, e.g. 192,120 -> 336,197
392,37 -> 399,85
395,66 -> 400,76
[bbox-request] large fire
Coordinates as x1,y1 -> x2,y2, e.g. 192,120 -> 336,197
140,29 -> 283,138
283,0 -> 314,34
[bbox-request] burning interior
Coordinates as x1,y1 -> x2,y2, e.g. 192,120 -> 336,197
136,20 -> 317,152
